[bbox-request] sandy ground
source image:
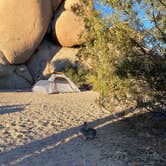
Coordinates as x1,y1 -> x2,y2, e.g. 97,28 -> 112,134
0,91 -> 165,166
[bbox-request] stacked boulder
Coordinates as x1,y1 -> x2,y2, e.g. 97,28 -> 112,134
0,0 -> 85,89
53,0 -> 85,47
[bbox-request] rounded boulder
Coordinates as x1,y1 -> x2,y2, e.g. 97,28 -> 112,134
54,10 -> 85,47
0,0 -> 53,64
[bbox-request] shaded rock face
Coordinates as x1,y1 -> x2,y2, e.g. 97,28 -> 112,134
52,0 -> 85,47
27,40 -> 81,81
47,2 -> 65,41
0,0 -> 54,64
51,0 -> 64,12
0,51 -> 32,89
27,40 -> 61,82
0,74 -> 31,89
43,47 -> 79,76
15,65 -> 33,84
0,52 -> 15,77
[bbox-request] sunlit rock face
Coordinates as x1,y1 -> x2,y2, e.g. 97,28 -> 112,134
52,0 -> 85,47
0,0 -> 54,64
54,10 -> 85,47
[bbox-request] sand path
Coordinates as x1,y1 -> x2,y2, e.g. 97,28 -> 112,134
0,91 -> 165,166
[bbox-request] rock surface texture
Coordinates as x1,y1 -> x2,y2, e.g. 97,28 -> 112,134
0,0 -> 86,89
55,10 -> 85,47
43,47 -> 79,76
0,74 -> 31,89
0,0 -> 55,64
27,40 -> 60,81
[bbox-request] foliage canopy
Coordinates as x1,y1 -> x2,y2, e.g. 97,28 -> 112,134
75,0 -> 166,111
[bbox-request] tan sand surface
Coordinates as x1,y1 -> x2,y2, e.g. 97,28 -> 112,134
0,91 -> 165,166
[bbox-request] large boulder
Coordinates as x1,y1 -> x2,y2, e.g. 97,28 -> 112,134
54,10 -> 85,47
15,65 -> 33,84
47,1 -> 65,39
0,0 -> 62,64
27,39 -> 83,80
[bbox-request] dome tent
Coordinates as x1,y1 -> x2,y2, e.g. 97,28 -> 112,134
33,73 -> 80,94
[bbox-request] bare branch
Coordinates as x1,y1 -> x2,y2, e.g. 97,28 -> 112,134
158,0 -> 166,8
150,1 -> 166,41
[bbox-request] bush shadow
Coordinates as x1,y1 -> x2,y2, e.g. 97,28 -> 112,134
0,107 -> 165,165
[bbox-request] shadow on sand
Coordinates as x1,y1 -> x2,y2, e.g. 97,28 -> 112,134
0,89 -> 32,93
0,104 -> 28,115
0,108 -> 165,166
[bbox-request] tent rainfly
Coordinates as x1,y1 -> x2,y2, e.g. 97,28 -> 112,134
32,73 -> 80,94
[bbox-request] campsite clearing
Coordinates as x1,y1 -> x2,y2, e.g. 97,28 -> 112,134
0,91 -> 165,166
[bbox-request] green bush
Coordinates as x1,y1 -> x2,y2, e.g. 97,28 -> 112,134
61,64 -> 89,89
77,0 -> 166,111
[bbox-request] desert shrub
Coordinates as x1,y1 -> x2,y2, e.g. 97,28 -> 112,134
76,0 -> 166,111
61,64 -> 89,89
